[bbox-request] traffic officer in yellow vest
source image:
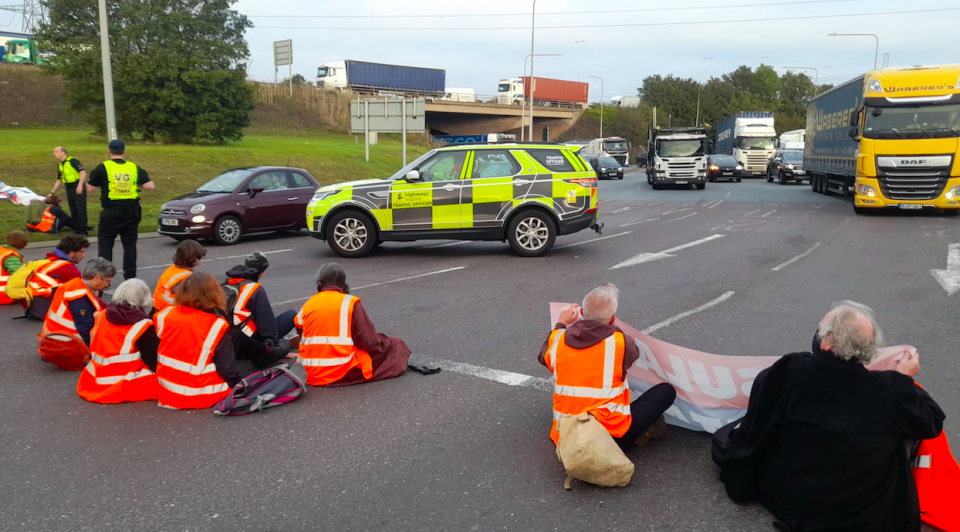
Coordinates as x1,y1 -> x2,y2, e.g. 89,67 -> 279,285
539,284 -> 677,447
52,146 -> 92,236
87,139 -> 155,280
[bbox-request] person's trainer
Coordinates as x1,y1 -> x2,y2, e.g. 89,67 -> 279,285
52,146 -> 92,235
87,139 -> 155,280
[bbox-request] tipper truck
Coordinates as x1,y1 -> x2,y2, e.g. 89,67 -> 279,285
806,64 -> 960,215
715,112 -> 777,176
646,126 -> 710,190
496,77 -> 588,107
316,60 -> 445,97
566,137 -> 631,166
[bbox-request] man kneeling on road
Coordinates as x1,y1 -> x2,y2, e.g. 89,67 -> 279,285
295,263 -> 410,386
539,284 -> 677,447
718,301 -> 946,532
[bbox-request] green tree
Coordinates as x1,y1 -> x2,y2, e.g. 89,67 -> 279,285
38,0 -> 255,144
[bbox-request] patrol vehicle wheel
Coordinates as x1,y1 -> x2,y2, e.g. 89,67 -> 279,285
507,211 -> 556,257
327,210 -> 377,258
214,215 -> 242,245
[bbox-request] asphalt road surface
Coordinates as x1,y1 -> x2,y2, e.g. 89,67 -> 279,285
3,168 -> 956,531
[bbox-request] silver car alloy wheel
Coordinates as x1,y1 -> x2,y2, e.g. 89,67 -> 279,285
334,217 -> 368,252
516,216 -> 549,251
218,218 -> 241,243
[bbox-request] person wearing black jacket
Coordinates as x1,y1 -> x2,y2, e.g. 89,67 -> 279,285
224,251 -> 293,369
718,301 -> 945,532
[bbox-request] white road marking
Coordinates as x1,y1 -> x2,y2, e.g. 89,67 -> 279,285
270,266 -> 467,307
419,241 -> 469,249
661,207 -> 691,215
761,209 -> 777,218
931,243 -> 960,296
831,217 -> 851,234
141,248 -> 294,271
610,234 -> 726,269
662,212 -> 698,224
771,242 -> 822,271
743,209 -> 761,217
641,291 -> 736,335
417,357 -> 552,392
620,217 -> 660,228
607,207 -> 632,214
555,231 -> 633,250
600,199 -> 614,204
708,200 -> 724,209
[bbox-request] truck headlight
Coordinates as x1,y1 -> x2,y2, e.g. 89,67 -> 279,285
868,79 -> 883,92
857,184 -> 877,198
946,185 -> 960,200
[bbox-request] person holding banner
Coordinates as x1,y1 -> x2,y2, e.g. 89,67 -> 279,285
718,301 -> 945,532
539,284 -> 677,447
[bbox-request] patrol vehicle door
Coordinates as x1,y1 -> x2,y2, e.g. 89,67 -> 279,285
459,149 -> 526,230
390,150 -> 467,232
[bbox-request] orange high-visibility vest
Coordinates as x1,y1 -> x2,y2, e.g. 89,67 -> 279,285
153,265 -> 191,311
27,206 -> 56,233
544,329 -> 632,445
77,312 -> 158,403
229,280 -> 261,337
912,382 -> 960,531
41,277 -> 102,337
295,291 -> 373,386
0,248 -> 23,305
154,306 -> 231,409
29,259 -> 72,298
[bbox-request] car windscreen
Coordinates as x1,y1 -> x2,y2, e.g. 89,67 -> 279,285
782,151 -> 804,162
711,155 -> 737,165
197,169 -> 254,193
597,158 -> 619,166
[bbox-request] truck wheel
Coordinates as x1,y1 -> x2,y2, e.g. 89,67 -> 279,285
507,210 -> 556,257
943,209 -> 960,217
652,183 -> 662,190
854,206 -> 871,215
735,178 -> 742,183
696,183 -> 706,190
326,210 -> 378,258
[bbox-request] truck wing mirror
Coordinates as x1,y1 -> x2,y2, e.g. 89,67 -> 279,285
848,127 -> 859,139
849,113 -> 859,127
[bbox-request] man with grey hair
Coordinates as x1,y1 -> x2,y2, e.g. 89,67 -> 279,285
718,301 -> 945,532
38,258 -> 114,369
538,284 -> 677,448
294,263 -> 411,386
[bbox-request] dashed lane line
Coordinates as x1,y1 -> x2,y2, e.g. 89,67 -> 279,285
620,217 -> 660,228
140,248 -> 294,271
771,242 -> 822,272
270,266 -> 467,307
761,210 -> 777,218
662,212 -> 698,224
610,234 -> 726,269
642,291 -> 736,335
554,231 -> 633,250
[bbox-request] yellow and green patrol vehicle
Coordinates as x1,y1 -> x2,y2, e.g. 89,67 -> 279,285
306,142 -> 602,257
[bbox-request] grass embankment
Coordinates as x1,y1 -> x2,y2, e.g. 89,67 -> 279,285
0,128 -> 431,242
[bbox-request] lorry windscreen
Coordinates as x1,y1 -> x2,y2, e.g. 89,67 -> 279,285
498,84 -> 511,93
657,139 -> 706,158
604,140 -> 629,151
317,67 -> 329,78
736,137 -> 775,150
863,103 -> 960,139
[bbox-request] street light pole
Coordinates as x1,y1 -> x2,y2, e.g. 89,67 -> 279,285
589,75 -> 603,137
827,33 -> 879,70
781,66 -> 819,93
575,40 -> 585,82
521,53 -> 562,141
97,0 -> 117,140
528,0 -> 537,143
695,57 -> 712,126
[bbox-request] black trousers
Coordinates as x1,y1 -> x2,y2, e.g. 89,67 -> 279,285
50,207 -> 76,232
98,208 -> 141,279
65,185 -> 88,233
613,383 -> 677,446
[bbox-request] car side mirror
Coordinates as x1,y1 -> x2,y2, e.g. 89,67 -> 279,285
848,127 -> 859,139
849,112 -> 859,127
405,170 -> 422,182
249,186 -> 264,198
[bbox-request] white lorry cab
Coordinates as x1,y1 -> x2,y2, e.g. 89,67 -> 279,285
316,61 -> 349,90
497,78 -> 524,105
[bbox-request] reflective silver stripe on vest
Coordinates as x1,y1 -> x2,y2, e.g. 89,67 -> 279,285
95,368 -> 154,386
156,316 -> 227,375
602,335 -> 616,388
298,355 -> 355,367
158,377 -> 229,396
154,307 -> 174,337
546,330 -> 564,372
554,383 -> 627,400
91,352 -> 141,365
157,356 -> 216,375
552,401 -> 630,421
46,302 -> 76,330
300,295 -> 357,349
92,319 -> 152,364
300,336 -> 354,346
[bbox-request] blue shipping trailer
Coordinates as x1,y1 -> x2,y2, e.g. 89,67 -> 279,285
346,60 -> 445,94
804,75 -> 865,193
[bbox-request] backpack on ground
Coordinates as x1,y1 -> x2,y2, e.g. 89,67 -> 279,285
221,279 -> 254,331
556,413 -> 635,489
6,258 -> 52,312
212,359 -> 306,416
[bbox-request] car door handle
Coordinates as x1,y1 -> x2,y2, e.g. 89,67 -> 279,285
441,184 -> 460,191
287,197 -> 299,201
513,179 -> 530,185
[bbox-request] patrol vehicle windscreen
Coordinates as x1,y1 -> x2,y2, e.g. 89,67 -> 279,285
196,169 -> 254,193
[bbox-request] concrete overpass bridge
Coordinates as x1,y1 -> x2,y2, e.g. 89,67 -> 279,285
424,100 -> 583,141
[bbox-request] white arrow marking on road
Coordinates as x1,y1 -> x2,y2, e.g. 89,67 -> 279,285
642,291 -> 736,335
610,234 -> 725,269
931,243 -> 960,296
771,242 -> 822,272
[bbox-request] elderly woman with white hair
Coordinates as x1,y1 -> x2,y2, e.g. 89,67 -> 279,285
718,301 -> 945,532
77,278 -> 159,403
538,283 -> 677,448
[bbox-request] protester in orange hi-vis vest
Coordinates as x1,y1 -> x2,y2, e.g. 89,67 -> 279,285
910,382 -> 960,532
223,251 -> 294,369
38,258 -> 113,370
539,284 -> 676,446
152,239 -> 206,313
295,263 -> 411,387
0,230 -> 28,305
77,279 -> 159,404
154,271 -> 242,409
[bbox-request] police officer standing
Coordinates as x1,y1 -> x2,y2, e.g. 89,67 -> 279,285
52,146 -> 92,236
87,139 -> 155,280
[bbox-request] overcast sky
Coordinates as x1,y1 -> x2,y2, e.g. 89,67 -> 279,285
3,0 -> 957,102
